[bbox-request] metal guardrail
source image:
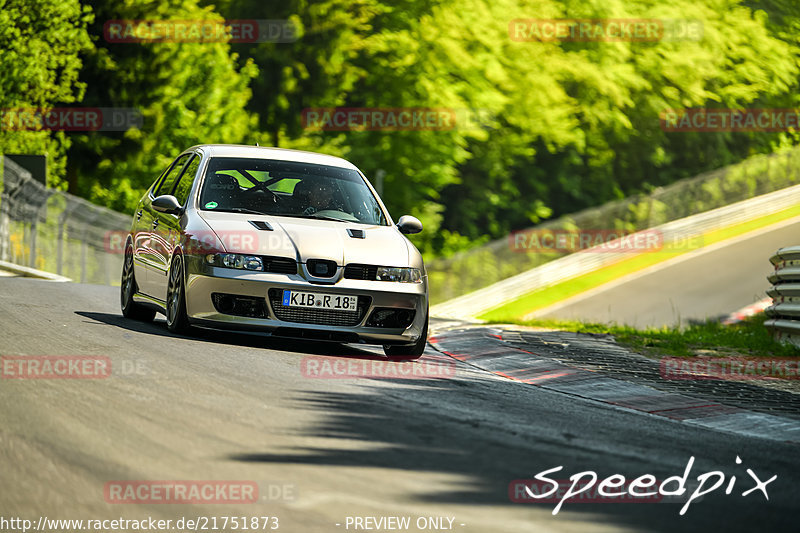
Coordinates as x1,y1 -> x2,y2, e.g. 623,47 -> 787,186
433,183 -> 800,320
427,146 -> 800,305
766,247 -> 800,347
0,157 -> 131,284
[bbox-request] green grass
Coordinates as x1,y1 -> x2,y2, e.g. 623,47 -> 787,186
480,203 -> 800,322
492,314 -> 800,359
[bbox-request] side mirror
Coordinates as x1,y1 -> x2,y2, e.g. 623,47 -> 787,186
397,215 -> 423,235
152,195 -> 182,215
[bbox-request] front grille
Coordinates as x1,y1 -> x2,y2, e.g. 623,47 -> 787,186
268,288 -> 370,326
344,264 -> 378,280
307,258 -> 337,278
264,256 -> 297,274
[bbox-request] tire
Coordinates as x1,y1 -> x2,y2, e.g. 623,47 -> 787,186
120,245 -> 156,322
166,253 -> 191,334
383,310 -> 428,360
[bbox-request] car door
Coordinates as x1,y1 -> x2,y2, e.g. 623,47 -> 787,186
132,163 -> 173,297
150,153 -> 201,298
138,153 -> 191,297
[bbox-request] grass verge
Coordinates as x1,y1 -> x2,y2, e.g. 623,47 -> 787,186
479,203 -> 800,322
492,314 -> 799,359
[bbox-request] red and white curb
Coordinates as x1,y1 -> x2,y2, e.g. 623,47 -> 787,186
429,327 -> 800,444
721,297 -> 772,325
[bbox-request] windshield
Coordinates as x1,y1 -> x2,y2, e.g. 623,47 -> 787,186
198,157 -> 388,225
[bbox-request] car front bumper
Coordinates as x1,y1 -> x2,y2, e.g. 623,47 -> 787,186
183,261 -> 428,345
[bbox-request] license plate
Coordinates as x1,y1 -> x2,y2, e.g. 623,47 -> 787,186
281,290 -> 358,311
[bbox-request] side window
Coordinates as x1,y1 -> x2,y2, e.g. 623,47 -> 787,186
154,154 -> 191,197
149,163 -> 172,192
172,155 -> 201,206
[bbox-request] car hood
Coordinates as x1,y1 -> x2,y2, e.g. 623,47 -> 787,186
197,211 -> 412,266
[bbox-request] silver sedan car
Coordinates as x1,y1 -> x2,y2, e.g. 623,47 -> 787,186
120,144 -> 428,358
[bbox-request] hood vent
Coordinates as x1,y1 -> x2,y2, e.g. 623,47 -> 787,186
249,220 -> 273,231
347,228 -> 365,239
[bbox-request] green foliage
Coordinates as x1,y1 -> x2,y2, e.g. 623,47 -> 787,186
0,0 -> 93,184
4,0 -> 800,260
502,314 -> 800,359
66,0 -> 258,212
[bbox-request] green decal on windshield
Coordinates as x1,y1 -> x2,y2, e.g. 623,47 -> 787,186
205,201 -> 218,209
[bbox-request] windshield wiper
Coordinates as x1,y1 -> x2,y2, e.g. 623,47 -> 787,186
213,207 -> 270,216
298,213 -> 352,223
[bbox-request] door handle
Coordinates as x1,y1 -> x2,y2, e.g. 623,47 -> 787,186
152,219 -> 159,229
136,210 -> 143,220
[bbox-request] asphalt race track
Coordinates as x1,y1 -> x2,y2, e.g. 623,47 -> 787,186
536,218 -> 800,327
1,277 -> 798,533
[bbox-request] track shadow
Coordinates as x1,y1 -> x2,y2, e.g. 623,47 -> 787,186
220,378 -> 796,533
74,311 -> 381,357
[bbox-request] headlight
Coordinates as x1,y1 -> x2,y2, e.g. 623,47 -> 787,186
375,266 -> 422,283
205,253 -> 263,271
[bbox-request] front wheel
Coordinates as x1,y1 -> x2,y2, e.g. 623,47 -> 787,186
383,310 -> 428,360
121,246 -> 156,322
166,253 -> 191,334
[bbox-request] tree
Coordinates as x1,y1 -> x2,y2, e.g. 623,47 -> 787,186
67,0 -> 258,212
0,0 -> 93,184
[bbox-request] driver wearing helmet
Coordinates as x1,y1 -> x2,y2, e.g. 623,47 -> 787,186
298,180 -> 338,215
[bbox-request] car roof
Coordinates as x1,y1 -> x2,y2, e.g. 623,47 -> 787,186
187,144 -> 359,170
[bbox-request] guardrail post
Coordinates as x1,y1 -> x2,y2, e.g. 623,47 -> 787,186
0,198 -> 8,262
80,239 -> 88,283
103,248 -> 111,285
30,214 -> 38,269
57,215 -> 64,275
765,246 -> 800,347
